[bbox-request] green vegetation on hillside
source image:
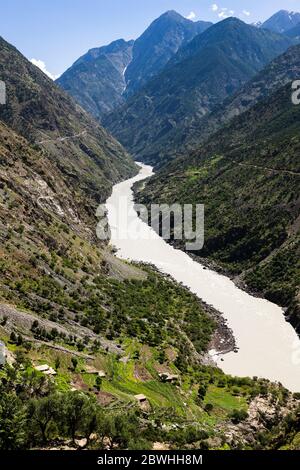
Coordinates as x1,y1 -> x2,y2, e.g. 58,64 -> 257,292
1,339 -> 299,450
0,35 -> 136,211
136,82 -> 300,330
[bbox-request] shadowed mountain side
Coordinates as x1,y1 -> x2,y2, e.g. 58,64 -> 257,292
104,18 -> 293,166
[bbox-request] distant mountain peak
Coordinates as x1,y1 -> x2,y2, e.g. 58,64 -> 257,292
261,9 -> 300,33
221,16 -> 244,25
104,16 -> 292,166
57,10 -> 212,118
123,11 -> 212,96
217,17 -> 257,30
278,9 -> 297,15
160,10 -> 184,20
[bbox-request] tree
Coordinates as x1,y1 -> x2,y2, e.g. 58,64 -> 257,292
81,403 -> 102,448
100,412 -> 140,450
204,403 -> 214,414
132,350 -> 140,360
71,357 -> 78,372
31,320 -> 40,332
55,357 -> 61,371
92,340 -> 101,353
229,409 -> 249,424
27,394 -> 61,444
16,334 -> 23,346
9,331 -> 17,344
15,350 -> 28,367
197,383 -> 208,403
158,349 -> 167,364
95,376 -> 102,391
61,392 -> 95,443
0,392 -> 27,450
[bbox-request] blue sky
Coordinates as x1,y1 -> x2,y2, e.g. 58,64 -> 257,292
1,0 -> 300,78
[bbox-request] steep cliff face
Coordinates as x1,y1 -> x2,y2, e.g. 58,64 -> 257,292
261,9 -> 300,34
105,18 -> 293,166
57,39 -> 134,120
153,44 -> 300,162
124,10 -> 212,97
136,81 -> 300,331
57,11 -> 212,120
0,35 -> 136,212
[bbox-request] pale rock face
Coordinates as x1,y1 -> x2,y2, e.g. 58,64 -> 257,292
0,341 -> 6,366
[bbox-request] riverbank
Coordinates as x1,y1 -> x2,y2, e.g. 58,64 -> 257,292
132,262 -> 237,361
106,163 -> 300,392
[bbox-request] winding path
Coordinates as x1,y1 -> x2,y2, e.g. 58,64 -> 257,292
37,129 -> 87,145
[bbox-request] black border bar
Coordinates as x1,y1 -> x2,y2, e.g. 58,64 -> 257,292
0,450 -> 299,468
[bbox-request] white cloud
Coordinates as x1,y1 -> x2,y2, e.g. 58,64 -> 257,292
218,11 -> 229,19
186,11 -> 196,20
212,4 -> 235,19
30,59 -> 59,80
242,10 -> 251,17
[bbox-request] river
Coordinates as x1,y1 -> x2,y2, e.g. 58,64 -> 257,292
106,163 -> 300,392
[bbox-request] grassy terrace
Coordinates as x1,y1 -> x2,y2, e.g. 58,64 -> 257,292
0,330 -> 269,426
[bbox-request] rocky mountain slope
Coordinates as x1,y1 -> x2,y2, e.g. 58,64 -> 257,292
57,11 -> 212,120
0,131 -> 299,448
0,35 -> 236,450
151,44 -> 300,164
286,22 -> 300,39
261,9 -> 300,34
0,36 -> 136,212
136,81 -> 300,332
0,116 -> 214,355
124,10 -> 212,97
0,80 -> 272,453
57,39 -> 134,120
1,26 -> 300,453
0,37 -> 220,440
104,18 -> 293,166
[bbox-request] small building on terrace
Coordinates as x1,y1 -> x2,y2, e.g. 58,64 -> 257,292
134,394 -> 147,403
159,373 -> 180,384
34,364 -> 57,376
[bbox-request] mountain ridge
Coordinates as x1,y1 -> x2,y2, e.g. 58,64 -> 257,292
124,10 -> 212,97
261,9 -> 300,33
0,35 -> 136,212
57,38 -> 134,120
150,44 -> 300,166
136,79 -> 300,331
57,11 -> 213,120
104,18 -> 294,166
